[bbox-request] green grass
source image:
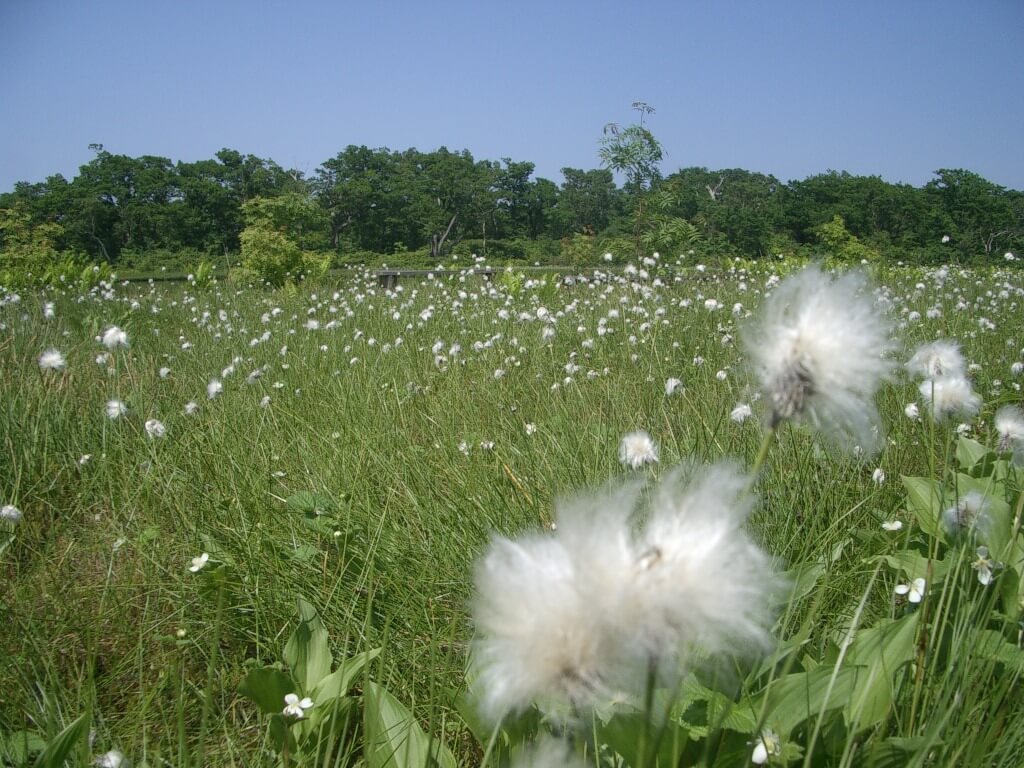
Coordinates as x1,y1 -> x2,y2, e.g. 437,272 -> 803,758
2,260 -> 1023,766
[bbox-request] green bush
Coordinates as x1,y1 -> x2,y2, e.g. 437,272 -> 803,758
239,226 -> 303,286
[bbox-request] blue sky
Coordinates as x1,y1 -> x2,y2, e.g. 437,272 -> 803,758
2,0 -> 1022,192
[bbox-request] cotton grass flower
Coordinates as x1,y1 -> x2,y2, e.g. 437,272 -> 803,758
907,340 -> 966,379
918,376 -> 980,421
38,348 -> 66,370
207,378 -> 223,399
144,419 -> 166,439
742,265 -> 894,453
101,325 -> 129,350
618,431 -> 658,469
730,403 -> 753,423
189,553 -> 209,572
664,377 -> 683,396
994,405 -> 1024,457
105,399 -> 127,420
470,462 -> 778,723
1,504 -> 22,524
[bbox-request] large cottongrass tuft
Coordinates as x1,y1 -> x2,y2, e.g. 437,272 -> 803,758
470,463 -> 778,723
742,265 -> 895,453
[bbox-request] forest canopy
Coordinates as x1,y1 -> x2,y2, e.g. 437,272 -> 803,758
2,142 -> 1021,277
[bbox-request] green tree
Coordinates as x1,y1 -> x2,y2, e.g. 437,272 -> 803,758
556,168 -> 619,236
598,102 -> 663,257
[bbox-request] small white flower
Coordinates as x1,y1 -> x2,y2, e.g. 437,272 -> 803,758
904,402 -> 920,420
618,431 -> 658,469
79,454 -> 92,465
881,520 -> 903,531
43,301 -> 55,320
184,401 -> 199,415
189,553 -> 209,572
159,367 -> 171,379
894,577 -> 926,603
106,399 -> 127,420
101,325 -> 129,350
972,546 -> 997,586
751,729 -> 781,764
525,423 -> 537,436
941,234 -> 951,243
38,349 -> 66,370
144,419 -> 166,439
207,379 -> 223,400
664,377 -> 684,396
871,467 -> 886,485
1,504 -> 23,523
282,692 -> 314,718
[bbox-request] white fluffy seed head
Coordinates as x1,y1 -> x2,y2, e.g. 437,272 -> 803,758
918,376 -> 980,421
907,340 -> 966,380
742,265 -> 895,454
618,431 -> 659,469
470,464 -> 779,723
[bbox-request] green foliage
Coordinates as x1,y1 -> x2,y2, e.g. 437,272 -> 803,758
816,214 -> 881,263
239,223 -> 303,286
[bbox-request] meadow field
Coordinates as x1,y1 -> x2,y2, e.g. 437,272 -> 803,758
2,256 -> 1023,767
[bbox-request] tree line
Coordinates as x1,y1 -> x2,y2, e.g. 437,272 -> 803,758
2,141 -> 1022,277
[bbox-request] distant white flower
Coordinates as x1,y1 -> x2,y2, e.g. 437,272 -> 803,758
96,352 -> 111,366
894,578 -> 926,603
188,553 -> 209,572
144,419 -> 166,439
972,546 -> 997,586
907,340 -> 966,380
525,422 -> 537,436
752,729 -> 782,764
918,376 -> 980,421
159,367 -> 171,379
1011,362 -> 1024,377
283,692 -> 314,718
259,395 -> 271,408
105,399 -> 127,420
618,431 -> 658,469
79,454 -> 92,465
184,401 -> 199,415
664,377 -> 684,396
742,265 -> 894,453
730,403 -> 753,423
904,402 -> 920,421
941,234 -> 951,243
881,520 -> 903,531
43,301 -> 55,320
872,467 -> 886,485
38,349 -> 66,370
207,379 -> 223,400
1,504 -> 22,523
101,325 -> 129,350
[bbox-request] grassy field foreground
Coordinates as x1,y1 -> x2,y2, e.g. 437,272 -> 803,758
2,258 -> 1023,767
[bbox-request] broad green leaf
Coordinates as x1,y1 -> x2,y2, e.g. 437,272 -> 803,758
955,437 -> 992,471
901,476 -> 945,538
1,731 -> 46,763
970,629 -> 1024,673
33,712 -> 89,768
881,550 -> 947,582
599,711 -> 692,767
756,665 -> 859,735
287,491 -> 338,516
778,561 -> 824,605
312,647 -> 381,702
843,613 -> 920,730
237,666 -> 296,716
363,681 -> 457,768
284,598 -> 333,694
862,736 -> 936,768
267,713 -> 298,755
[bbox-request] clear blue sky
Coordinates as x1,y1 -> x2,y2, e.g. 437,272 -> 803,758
2,0 -> 1022,192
